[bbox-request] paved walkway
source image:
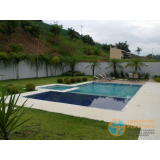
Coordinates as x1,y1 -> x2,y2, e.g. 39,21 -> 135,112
5,81 -> 160,140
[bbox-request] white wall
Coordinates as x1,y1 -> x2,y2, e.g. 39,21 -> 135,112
0,61 -> 160,80
74,62 -> 160,78
0,61 -> 70,80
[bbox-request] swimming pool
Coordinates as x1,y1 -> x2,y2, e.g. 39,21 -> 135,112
40,82 -> 142,99
25,82 -> 142,111
40,85 -> 74,91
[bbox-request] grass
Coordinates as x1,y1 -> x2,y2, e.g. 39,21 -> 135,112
0,75 -> 93,97
9,108 -> 140,140
0,75 -> 142,140
153,77 -> 160,82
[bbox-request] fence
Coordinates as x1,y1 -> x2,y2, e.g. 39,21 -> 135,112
0,61 -> 160,80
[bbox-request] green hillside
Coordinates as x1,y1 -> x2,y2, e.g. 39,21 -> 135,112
0,20 -> 109,61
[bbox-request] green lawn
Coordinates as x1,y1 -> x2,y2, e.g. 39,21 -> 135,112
0,75 -> 93,97
0,75 -> 141,140
9,108 -> 140,140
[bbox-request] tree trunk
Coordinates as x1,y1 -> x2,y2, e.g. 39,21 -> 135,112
17,64 -> 19,80
93,65 -> 95,76
135,65 -> 137,72
50,65 -> 53,77
46,64 -> 48,77
72,65 -> 74,76
114,66 -> 116,77
36,55 -> 38,79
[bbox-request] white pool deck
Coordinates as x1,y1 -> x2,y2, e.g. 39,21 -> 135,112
5,81 -> 160,140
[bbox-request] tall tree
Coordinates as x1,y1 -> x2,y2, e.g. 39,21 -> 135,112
59,56 -> 68,74
6,20 -> 19,35
68,28 -> 79,40
8,42 -> 25,80
125,58 -> 146,72
86,59 -> 101,76
106,59 -> 123,77
67,57 -> 79,76
115,41 -> 130,52
49,56 -> 60,77
50,24 -> 63,36
81,35 -> 95,46
135,47 -> 142,56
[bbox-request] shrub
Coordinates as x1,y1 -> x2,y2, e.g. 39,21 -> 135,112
153,75 -> 160,78
57,78 -> 63,83
75,72 -> 85,76
70,78 -> 76,83
82,77 -> 88,81
26,83 -> 35,91
109,72 -> 114,77
120,70 -> 125,78
76,78 -> 82,82
8,41 -> 24,53
83,46 -> 93,55
144,72 -> 150,79
6,84 -> 14,87
66,79 -> 71,84
153,78 -> 160,82
7,86 -> 18,94
93,48 -> 100,56
64,78 -> 69,82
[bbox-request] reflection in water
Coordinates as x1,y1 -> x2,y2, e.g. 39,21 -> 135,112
25,91 -> 130,111
71,82 -> 141,98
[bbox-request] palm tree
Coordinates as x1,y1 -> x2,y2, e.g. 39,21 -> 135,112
106,59 -> 123,77
49,56 -> 60,77
135,47 -> 142,56
86,59 -> 101,76
67,57 -> 79,76
125,58 -> 146,72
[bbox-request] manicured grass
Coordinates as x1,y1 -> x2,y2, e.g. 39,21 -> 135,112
0,75 -> 93,97
10,108 -> 140,140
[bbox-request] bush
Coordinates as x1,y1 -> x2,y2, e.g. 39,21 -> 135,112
153,78 -> 160,82
62,72 -> 72,76
93,48 -> 100,56
144,72 -> 150,79
8,41 -> 24,53
7,86 -> 18,94
64,78 -> 69,82
120,70 -> 125,78
57,78 -> 63,83
6,84 -> 14,87
76,78 -> 82,82
70,78 -> 76,83
75,73 -> 85,76
153,75 -> 160,78
26,83 -> 35,91
83,46 -> 93,55
82,77 -> 88,81
66,79 -> 71,84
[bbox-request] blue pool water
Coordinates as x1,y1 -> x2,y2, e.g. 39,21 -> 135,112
25,82 -> 142,111
70,82 -> 142,98
40,85 -> 74,90
25,91 -> 130,111
40,82 -> 142,99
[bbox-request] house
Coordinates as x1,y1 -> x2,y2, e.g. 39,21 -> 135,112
110,47 -> 140,59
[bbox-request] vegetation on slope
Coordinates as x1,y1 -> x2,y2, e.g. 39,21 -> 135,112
0,20 -> 109,61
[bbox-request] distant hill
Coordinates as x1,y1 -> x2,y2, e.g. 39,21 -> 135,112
0,20 -> 109,61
